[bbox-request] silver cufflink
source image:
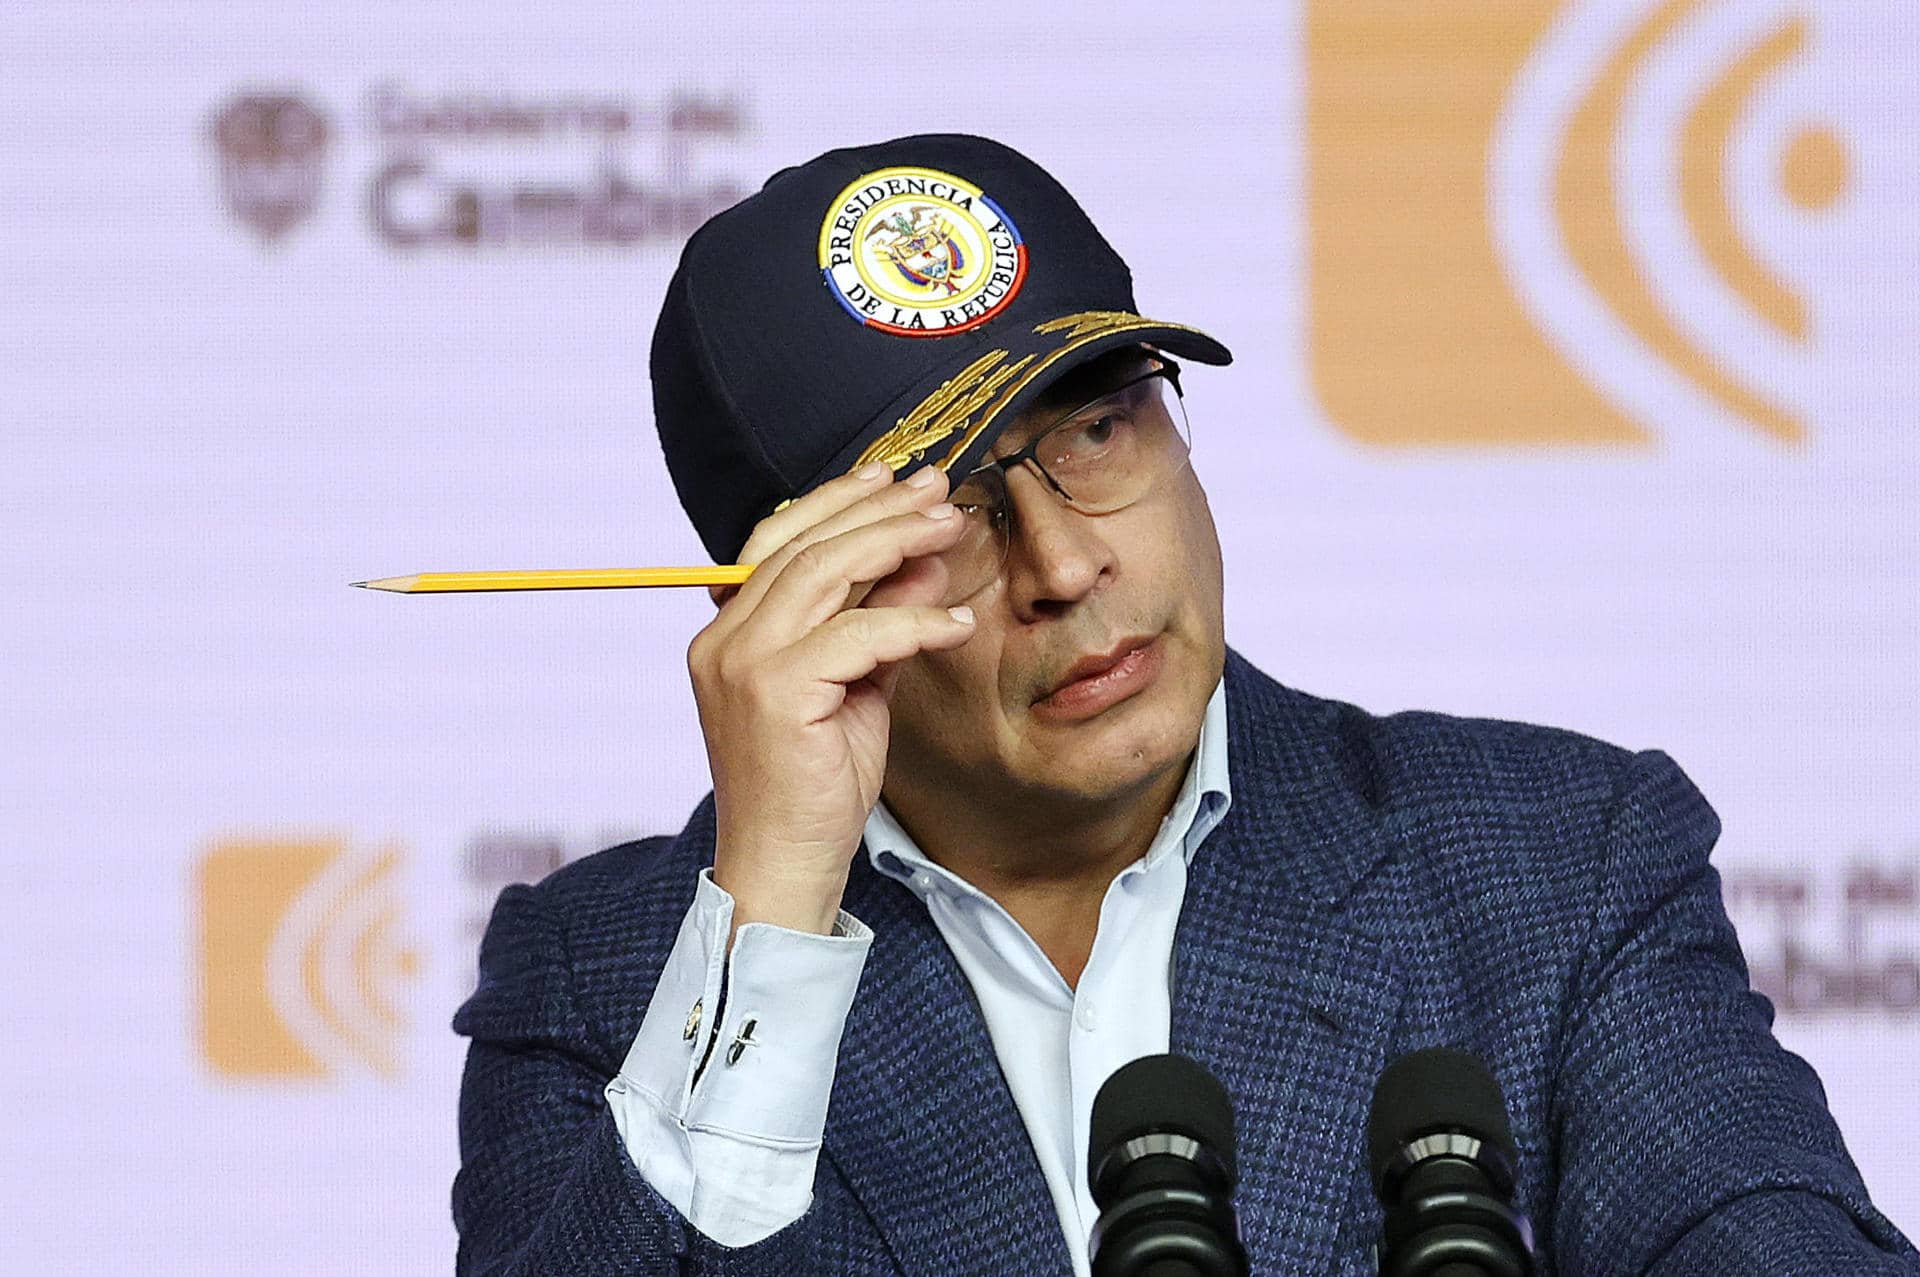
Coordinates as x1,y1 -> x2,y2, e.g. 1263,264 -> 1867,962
725,1017 -> 759,1066
682,999 -> 702,1043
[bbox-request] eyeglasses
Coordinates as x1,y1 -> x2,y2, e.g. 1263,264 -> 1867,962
931,357 -> 1190,606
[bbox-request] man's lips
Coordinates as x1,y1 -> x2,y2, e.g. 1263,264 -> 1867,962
1029,633 -> 1159,718
1034,634 -> 1160,704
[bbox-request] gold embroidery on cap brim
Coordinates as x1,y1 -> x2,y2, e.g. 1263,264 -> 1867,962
850,348 -> 1035,473
1031,311 -> 1177,343
838,310 -> 1213,485
931,311 -> 1208,471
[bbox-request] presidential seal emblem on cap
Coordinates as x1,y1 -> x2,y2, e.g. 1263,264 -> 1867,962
817,166 -> 1027,336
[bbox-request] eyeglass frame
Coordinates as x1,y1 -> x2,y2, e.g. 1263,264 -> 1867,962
949,354 -> 1188,516
936,354 -> 1191,601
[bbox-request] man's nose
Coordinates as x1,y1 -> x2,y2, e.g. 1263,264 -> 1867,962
1000,463 -> 1115,621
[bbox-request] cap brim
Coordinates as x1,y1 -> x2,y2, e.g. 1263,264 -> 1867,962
804,310 -> 1231,495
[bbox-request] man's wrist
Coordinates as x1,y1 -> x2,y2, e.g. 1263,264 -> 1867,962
711,852 -> 850,939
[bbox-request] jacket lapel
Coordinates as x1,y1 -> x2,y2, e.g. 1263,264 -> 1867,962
1169,653 -> 1407,1273
823,858 -> 1075,1276
815,650 -> 1401,1275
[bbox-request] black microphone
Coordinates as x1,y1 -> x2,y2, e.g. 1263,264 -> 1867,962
1367,1047 -> 1536,1277
1086,1054 -> 1249,1277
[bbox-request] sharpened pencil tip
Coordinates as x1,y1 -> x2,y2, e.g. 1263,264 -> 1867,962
349,581 -> 369,588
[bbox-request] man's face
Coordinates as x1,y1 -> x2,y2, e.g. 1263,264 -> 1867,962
882,349 -> 1227,819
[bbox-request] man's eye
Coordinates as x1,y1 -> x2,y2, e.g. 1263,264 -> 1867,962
1060,412 -> 1127,455
963,501 -> 1008,527
950,488 -> 1004,525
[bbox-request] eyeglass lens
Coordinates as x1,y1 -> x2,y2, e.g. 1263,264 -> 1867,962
935,370 -> 1190,605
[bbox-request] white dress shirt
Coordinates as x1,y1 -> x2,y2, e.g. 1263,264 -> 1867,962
606,680 -> 1232,1273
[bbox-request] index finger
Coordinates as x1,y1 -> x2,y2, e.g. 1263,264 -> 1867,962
707,461 -> 894,606
746,462 -> 908,568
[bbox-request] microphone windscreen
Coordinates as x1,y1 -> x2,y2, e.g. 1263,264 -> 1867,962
1088,1053 -> 1238,1193
1366,1047 -> 1515,1191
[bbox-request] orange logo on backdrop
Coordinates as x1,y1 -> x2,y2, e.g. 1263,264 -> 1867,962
1307,0 -> 1849,447
197,837 -> 419,1079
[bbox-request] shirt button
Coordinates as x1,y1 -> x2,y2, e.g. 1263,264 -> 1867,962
1076,1001 -> 1098,1032
911,871 -> 935,893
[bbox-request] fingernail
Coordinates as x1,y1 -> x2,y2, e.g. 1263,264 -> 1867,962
905,466 -> 943,489
947,605 -> 975,624
923,503 -> 955,519
856,461 -> 890,483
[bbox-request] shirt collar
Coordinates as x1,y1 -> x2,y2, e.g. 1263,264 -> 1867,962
865,677 -> 1233,895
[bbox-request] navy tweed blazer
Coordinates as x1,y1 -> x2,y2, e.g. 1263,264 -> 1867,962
453,648 -> 1918,1274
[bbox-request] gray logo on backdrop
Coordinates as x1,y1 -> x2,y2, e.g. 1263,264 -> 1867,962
1725,857 -> 1920,1018
209,92 -> 330,241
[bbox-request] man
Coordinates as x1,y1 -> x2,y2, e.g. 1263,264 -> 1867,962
451,134 -> 1916,1275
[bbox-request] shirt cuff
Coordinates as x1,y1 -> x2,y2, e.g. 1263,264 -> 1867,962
605,868 -> 872,1246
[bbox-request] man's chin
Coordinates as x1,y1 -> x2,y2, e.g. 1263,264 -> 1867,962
1015,679 -> 1200,802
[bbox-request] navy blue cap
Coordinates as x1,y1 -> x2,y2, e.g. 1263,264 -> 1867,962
651,132 -> 1232,564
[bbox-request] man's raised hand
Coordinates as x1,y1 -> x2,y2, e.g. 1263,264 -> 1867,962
687,462 -> 977,939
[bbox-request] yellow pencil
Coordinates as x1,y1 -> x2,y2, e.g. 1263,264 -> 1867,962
352,565 -> 755,593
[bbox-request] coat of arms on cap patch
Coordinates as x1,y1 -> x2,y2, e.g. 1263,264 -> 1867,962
817,166 -> 1027,336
